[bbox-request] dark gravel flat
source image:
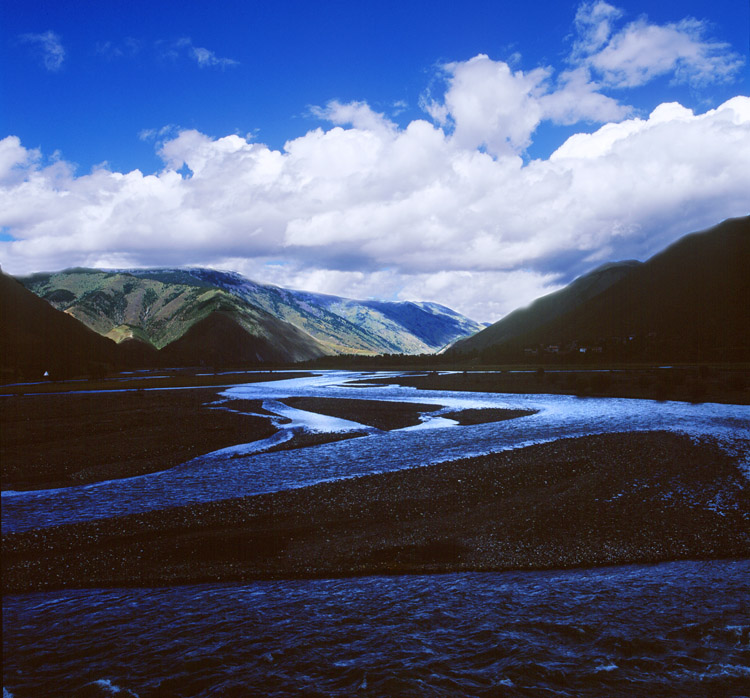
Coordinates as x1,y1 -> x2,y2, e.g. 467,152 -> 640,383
279,397 -> 534,430
358,368 -> 750,404
279,397 -> 442,430
3,431 -> 747,593
1,389 -> 277,491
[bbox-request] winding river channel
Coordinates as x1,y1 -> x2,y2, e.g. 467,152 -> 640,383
2,370 -> 749,533
3,371 -> 750,697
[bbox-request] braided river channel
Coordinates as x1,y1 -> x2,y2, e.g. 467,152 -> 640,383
3,370 -> 749,696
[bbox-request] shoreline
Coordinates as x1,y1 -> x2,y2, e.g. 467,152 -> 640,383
4,431 -> 748,593
355,367 -> 750,404
2,392 -> 535,491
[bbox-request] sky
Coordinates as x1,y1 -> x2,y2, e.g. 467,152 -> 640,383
1,0 -> 749,322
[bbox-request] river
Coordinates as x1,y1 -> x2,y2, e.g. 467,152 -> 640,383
3,371 -> 749,696
2,371 -> 749,532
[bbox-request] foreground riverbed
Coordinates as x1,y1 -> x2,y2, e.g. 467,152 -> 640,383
2,370 -> 749,697
4,431 -> 748,592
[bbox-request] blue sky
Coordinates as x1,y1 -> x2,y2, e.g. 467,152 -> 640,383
1,0 -> 749,320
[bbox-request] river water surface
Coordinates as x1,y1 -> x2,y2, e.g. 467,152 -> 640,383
4,560 -> 749,697
3,371 -> 749,532
3,371 -> 749,696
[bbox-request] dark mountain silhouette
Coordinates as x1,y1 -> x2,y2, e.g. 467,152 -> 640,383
450,260 -> 641,355
451,216 -> 750,363
0,271 -> 119,379
158,299 -> 331,367
116,337 -> 162,367
161,313 -> 293,366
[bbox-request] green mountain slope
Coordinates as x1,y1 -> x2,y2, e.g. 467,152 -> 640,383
20,269 -> 329,364
22,268 -> 483,358
132,268 -> 484,355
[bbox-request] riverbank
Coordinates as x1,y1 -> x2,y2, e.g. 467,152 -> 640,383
0,388 -> 279,491
0,370 -> 314,396
357,366 -> 750,404
1,388 -> 535,490
3,431 -> 747,593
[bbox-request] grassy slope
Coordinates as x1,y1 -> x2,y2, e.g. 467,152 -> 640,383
20,270 -> 330,363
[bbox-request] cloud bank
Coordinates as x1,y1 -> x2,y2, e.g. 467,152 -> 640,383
3,4 -> 747,322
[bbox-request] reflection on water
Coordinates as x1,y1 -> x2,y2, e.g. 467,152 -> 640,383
3,371 -> 749,532
3,559 -> 749,697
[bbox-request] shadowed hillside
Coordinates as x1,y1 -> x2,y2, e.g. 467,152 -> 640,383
450,216 -> 750,363
451,260 -> 641,355
160,309 -> 327,366
0,271 -> 118,380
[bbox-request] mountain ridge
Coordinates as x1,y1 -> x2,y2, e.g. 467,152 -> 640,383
19,267 -> 484,360
449,215 -> 749,363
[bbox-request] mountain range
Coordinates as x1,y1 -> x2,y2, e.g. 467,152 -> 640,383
450,215 -> 749,363
2,215 -> 747,378
9,267 -> 482,372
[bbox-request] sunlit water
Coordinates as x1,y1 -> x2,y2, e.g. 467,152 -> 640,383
3,371 -> 749,533
3,372 -> 749,697
3,560 -> 749,697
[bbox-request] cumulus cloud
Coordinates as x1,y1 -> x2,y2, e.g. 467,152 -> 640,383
427,55 -> 551,156
572,1 -> 744,87
421,53 -> 631,157
19,30 -> 65,71
420,3 -> 742,157
1,4 -> 747,322
2,95 -> 748,321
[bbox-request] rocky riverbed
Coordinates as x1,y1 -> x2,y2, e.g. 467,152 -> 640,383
3,431 -> 747,593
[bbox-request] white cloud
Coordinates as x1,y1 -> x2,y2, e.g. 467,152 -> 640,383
191,46 -> 238,69
573,1 -> 624,57
20,30 -> 65,71
310,100 -> 397,135
433,54 -> 550,156
423,54 -> 630,158
0,136 -> 40,185
1,4 -> 747,322
2,95 -> 748,322
540,67 -> 629,125
418,2 -> 743,158
573,3 -> 743,87
167,38 -> 239,68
